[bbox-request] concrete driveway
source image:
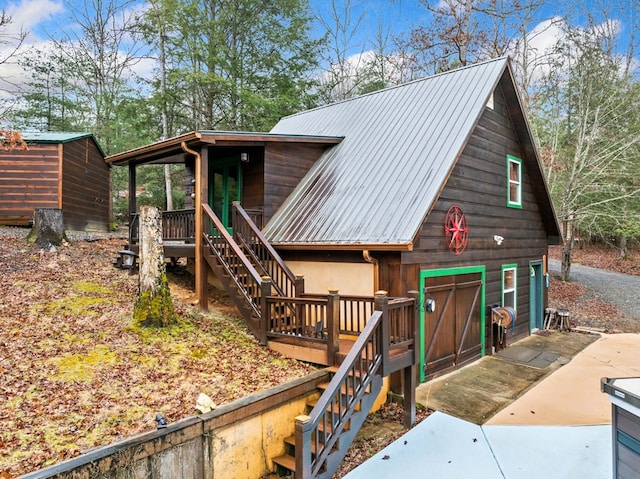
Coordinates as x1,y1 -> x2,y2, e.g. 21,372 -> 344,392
345,332 -> 640,479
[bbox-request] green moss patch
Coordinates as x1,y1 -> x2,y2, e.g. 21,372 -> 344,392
49,345 -> 118,383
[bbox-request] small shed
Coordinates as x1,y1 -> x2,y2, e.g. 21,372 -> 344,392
0,132 -> 110,231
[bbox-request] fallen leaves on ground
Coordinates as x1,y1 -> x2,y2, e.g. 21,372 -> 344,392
0,233 -> 315,477
548,245 -> 640,333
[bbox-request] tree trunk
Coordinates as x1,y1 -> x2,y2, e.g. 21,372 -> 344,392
132,205 -> 177,328
26,208 -> 69,248
619,234 -> 628,260
560,221 -> 574,282
164,164 -> 173,211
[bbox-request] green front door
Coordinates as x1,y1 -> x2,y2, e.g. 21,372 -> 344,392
529,261 -> 544,330
209,157 -> 242,233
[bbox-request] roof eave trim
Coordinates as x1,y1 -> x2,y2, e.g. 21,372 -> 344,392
270,242 -> 413,252
105,132 -> 202,165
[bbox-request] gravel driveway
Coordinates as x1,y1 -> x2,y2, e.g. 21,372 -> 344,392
548,259 -> 640,321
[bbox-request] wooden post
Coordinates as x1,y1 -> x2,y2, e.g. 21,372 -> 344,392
260,277 -> 272,345
196,146 -> 208,311
294,415 -> 312,479
132,206 -> 177,327
128,163 -> 137,246
375,291 -> 389,375
404,291 -> 419,427
408,290 -> 420,365
327,289 -> 340,366
295,274 -> 305,296
403,364 -> 416,428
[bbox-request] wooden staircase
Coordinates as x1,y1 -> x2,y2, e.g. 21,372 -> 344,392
272,364 -> 383,478
200,202 -> 418,479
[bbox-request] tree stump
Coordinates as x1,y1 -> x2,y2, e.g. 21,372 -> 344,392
132,206 -> 178,327
26,208 -> 69,248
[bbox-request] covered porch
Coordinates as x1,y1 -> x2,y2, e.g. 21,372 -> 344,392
105,130 -> 342,307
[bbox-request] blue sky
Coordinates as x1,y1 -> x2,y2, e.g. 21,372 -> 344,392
0,0 -> 637,101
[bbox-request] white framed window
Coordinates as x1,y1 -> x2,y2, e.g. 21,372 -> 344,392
507,155 -> 522,208
502,264 -> 517,310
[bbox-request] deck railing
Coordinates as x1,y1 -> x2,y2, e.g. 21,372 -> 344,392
202,204 -> 269,341
232,202 -> 301,298
294,293 -> 416,478
129,208 -> 196,244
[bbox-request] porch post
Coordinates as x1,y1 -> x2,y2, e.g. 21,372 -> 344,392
403,290 -> 419,428
375,291 -> 390,375
327,289 -> 340,366
295,274 -> 305,296
196,146 -> 208,311
128,163 -> 136,246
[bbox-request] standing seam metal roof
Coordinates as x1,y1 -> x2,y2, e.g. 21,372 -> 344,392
263,57 -> 510,247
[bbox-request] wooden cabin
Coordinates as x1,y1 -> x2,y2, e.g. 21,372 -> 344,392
106,58 -> 560,477
106,57 -> 560,381
0,132 -> 110,231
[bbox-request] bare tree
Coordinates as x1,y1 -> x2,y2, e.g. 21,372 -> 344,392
0,10 -> 27,82
0,9 -> 27,123
49,0 -> 145,154
406,0 -> 545,74
537,15 -> 640,280
140,0 -> 177,210
315,0 -> 368,103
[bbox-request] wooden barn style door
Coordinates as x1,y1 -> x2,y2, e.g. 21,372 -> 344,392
420,267 -> 485,381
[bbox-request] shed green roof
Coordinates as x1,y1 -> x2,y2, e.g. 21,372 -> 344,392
21,132 -> 106,157
21,132 -> 94,143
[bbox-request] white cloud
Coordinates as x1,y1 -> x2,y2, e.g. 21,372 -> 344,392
5,0 -> 63,39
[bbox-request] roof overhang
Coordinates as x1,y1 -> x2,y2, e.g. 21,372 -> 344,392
269,241 -> 414,252
105,130 -> 343,166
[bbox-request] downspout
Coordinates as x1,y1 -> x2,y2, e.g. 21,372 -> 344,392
363,250 -> 379,293
181,141 -> 204,308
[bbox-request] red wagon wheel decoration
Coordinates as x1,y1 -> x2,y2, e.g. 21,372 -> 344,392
444,205 -> 468,254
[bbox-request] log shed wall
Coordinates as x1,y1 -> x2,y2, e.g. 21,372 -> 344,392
61,137 -> 111,232
0,144 -> 59,226
0,135 -> 109,231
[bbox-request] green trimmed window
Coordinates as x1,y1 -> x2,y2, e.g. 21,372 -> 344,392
501,264 -> 517,310
507,155 -> 522,208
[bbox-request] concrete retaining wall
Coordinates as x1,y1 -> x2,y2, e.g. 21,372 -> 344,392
19,370 -> 328,479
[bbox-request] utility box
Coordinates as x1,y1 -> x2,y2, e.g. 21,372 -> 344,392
602,377 -> 640,479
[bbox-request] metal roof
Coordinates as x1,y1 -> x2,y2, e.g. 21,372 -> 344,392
264,57 -> 511,248
21,132 -> 94,143
20,132 -> 106,157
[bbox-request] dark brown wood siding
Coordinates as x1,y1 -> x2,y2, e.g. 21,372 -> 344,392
398,83 -> 549,344
262,143 -> 327,224
61,138 -> 110,231
0,144 -> 59,225
241,148 -> 265,216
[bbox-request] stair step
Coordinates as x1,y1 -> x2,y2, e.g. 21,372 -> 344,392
284,435 -> 321,455
272,453 -> 296,472
325,365 -> 365,378
317,381 -> 370,396
317,416 -> 350,435
308,392 -> 363,414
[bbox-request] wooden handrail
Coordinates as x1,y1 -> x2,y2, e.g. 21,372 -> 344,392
295,300 -> 387,478
202,203 -> 265,321
232,202 -> 300,298
292,293 -> 418,478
